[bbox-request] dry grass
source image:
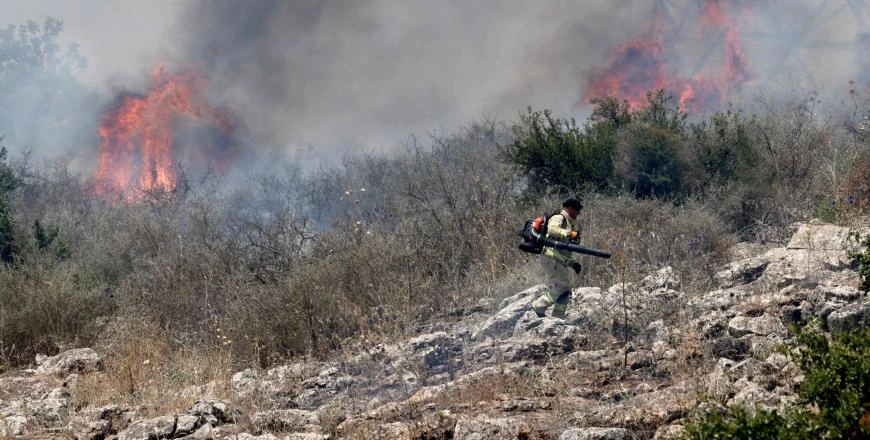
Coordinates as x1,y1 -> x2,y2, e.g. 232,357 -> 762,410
72,319 -> 235,417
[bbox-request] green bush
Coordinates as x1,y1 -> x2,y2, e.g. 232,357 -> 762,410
684,109 -> 756,190
506,103 -> 621,194
683,324 -> 870,439
612,92 -> 688,199
849,231 -> 870,293
614,123 -> 685,198
0,146 -> 17,264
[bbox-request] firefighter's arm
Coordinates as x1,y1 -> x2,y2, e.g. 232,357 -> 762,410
547,215 -> 577,241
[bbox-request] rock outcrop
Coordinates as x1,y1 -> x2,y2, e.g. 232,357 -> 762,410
0,222 -> 866,439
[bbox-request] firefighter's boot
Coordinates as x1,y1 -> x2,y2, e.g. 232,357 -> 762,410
531,290 -> 555,318
551,290 -> 572,320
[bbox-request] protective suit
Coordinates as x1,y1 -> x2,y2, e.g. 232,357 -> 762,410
530,202 -> 583,319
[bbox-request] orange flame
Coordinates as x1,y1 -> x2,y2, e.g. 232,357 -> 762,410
94,66 -> 234,200
583,0 -> 753,113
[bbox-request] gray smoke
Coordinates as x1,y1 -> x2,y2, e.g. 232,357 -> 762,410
171,0 -> 647,155
171,0 -> 868,156
0,0 -> 867,168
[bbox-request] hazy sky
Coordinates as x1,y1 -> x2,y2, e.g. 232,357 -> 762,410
1,0 -> 183,89
0,0 -> 866,163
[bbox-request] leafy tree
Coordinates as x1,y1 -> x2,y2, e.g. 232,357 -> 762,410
506,102 -> 623,195
0,145 -> 18,263
685,109 -> 757,189
0,17 -> 97,154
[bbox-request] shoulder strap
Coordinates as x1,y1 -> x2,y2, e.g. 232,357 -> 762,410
551,210 -> 567,229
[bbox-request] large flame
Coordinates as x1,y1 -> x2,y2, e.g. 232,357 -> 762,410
582,0 -> 754,113
94,66 -> 234,200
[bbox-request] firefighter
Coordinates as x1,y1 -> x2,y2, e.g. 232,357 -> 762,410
530,197 -> 584,319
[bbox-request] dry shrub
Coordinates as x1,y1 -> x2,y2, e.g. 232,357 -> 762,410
73,318 -> 234,416
578,193 -> 732,295
0,261 -> 112,366
841,151 -> 870,213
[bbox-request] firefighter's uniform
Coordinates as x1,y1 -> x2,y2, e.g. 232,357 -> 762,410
530,209 -> 581,319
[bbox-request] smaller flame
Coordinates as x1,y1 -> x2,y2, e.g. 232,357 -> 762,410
94,66 -> 234,201
582,0 -> 754,113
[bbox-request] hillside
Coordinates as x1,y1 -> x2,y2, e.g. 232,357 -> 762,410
0,221 -> 867,439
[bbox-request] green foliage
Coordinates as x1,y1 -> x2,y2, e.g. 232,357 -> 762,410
685,109 -> 757,189
0,145 -> 18,263
813,199 -> 840,225
506,103 -> 621,194
683,324 -> 870,439
615,123 -> 685,198
614,92 -> 687,199
32,220 -> 68,260
849,231 -> 870,293
793,324 -> 870,437
683,405 -> 810,440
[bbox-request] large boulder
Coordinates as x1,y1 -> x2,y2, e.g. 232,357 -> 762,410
727,315 -> 788,338
35,348 -> 102,376
116,415 -> 176,440
786,224 -> 854,251
476,285 -> 546,340
826,301 -> 870,335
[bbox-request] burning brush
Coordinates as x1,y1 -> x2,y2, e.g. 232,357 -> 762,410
93,66 -> 236,201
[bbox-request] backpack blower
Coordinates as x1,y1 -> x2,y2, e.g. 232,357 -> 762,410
518,215 -> 612,259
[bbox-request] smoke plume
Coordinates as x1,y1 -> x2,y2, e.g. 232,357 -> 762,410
1,0 -> 868,170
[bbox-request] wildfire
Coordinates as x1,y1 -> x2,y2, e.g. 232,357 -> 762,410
582,0 -> 754,113
94,66 -> 234,200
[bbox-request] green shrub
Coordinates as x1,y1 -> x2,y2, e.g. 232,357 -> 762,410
614,123 -> 686,198
684,109 -> 757,190
849,231 -> 870,293
683,324 -> 870,439
506,104 -> 620,194
0,146 -> 17,263
683,405 -> 807,440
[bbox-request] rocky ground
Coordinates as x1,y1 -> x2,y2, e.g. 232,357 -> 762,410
0,223 -> 868,439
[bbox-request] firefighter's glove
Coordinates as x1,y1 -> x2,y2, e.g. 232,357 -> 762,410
568,230 -> 578,239
570,262 -> 582,274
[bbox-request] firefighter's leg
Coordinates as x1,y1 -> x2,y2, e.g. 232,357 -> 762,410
549,263 -> 574,319
551,290 -> 572,319
532,259 -> 563,317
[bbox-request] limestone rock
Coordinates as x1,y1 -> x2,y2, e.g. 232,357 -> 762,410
728,315 -> 787,338
35,348 -> 102,376
826,301 -> 870,335
453,414 -> 532,440
476,285 -> 545,339
29,386 -> 70,424
117,415 -> 176,440
786,224 -> 853,251
560,427 -> 630,440
0,415 -> 26,437
188,399 -> 242,426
